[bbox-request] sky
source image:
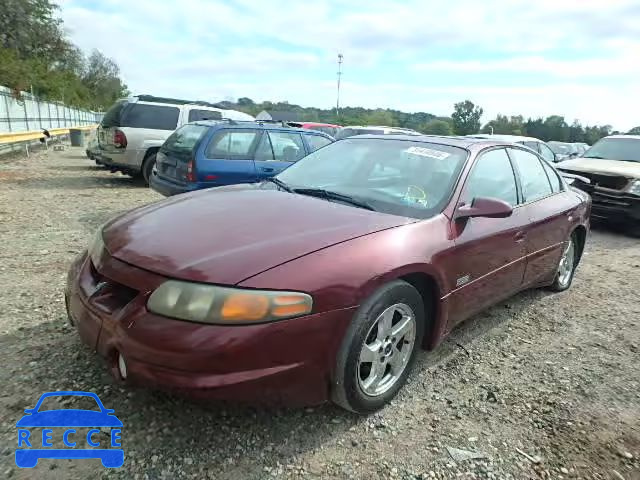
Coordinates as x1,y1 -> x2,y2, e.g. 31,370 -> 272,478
57,0 -> 640,131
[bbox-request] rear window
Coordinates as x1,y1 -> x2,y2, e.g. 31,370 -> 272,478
120,104 -> 179,130
162,125 -> 209,155
100,100 -> 128,127
188,109 -> 222,122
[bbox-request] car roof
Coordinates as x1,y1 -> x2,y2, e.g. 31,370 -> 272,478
291,122 -> 341,128
190,119 -> 331,135
605,135 -> 640,140
344,134 -> 509,149
468,134 -> 541,143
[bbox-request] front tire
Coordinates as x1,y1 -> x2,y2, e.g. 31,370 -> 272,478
548,232 -> 579,292
332,280 -> 425,414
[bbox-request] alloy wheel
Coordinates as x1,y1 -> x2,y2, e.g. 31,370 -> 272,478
357,303 -> 417,397
557,238 -> 576,287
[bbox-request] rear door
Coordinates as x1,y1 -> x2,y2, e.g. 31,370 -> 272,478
446,148 -> 528,325
197,128 -> 260,185
508,147 -> 569,286
253,130 -> 307,180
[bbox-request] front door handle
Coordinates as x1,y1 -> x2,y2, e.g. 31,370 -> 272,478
515,231 -> 526,242
261,167 -> 275,173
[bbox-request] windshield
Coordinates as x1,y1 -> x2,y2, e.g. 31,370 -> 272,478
583,138 -> 640,163
275,138 -> 468,219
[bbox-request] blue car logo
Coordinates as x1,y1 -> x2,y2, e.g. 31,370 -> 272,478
15,391 -> 123,468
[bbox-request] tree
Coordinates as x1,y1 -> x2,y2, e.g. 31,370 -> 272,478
627,126 -> 640,135
420,119 -> 452,135
482,114 -> 524,135
451,100 -> 483,135
363,109 -> 395,126
81,50 -> 128,108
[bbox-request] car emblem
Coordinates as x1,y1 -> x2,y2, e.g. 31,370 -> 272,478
456,275 -> 471,287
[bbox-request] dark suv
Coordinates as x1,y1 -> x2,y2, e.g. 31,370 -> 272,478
150,120 -> 334,196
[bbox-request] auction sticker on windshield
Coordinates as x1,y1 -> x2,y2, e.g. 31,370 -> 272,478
15,391 -> 124,468
403,146 -> 450,160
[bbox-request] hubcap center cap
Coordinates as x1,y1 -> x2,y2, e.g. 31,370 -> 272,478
383,343 -> 393,357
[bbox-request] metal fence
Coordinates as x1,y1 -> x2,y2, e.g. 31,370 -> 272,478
0,85 -> 103,133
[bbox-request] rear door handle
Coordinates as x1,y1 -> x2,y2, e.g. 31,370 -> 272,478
515,231 -> 526,242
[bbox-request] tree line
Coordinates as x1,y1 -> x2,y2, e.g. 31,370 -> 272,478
0,0 -> 128,109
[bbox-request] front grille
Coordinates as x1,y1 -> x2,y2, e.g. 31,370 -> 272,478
576,172 -> 630,190
88,261 -> 138,314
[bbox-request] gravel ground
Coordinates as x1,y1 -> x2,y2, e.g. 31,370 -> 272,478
0,147 -> 638,480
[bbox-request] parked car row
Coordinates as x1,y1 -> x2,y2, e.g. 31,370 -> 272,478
87,96 -> 638,237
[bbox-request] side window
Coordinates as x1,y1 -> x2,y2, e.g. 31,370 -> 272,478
463,149 -> 518,206
306,134 -> 332,152
268,131 -> 305,162
188,109 -> 222,122
539,143 -> 556,163
509,148 -> 553,202
254,133 -> 274,161
541,160 -> 563,193
205,130 -> 259,160
121,104 -> 179,130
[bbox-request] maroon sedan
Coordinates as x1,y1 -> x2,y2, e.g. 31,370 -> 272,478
66,135 -> 590,414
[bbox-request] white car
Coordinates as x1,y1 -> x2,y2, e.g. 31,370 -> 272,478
468,134 -> 558,163
96,96 -> 254,184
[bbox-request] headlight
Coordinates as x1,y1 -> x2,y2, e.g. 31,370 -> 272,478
147,280 -> 313,324
627,179 -> 640,196
88,228 -> 105,266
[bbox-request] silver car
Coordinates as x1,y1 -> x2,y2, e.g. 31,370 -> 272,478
97,96 -> 254,184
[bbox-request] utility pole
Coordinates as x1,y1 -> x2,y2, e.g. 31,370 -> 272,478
336,53 -> 343,117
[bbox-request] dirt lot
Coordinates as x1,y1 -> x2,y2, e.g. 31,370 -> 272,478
0,147 -> 638,480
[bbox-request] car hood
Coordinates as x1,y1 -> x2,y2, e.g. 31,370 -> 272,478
16,410 -> 123,427
557,158 -> 640,178
103,187 -> 414,285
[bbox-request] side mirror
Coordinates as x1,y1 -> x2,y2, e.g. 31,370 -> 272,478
455,197 -> 513,220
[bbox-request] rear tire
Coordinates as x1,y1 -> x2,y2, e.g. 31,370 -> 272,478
141,152 -> 157,186
548,232 -> 579,292
332,280 -> 425,414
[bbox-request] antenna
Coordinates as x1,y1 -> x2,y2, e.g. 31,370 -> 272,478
336,53 -> 343,117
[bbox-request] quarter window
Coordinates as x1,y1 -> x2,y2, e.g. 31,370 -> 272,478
188,109 -> 222,122
268,131 -> 305,162
509,148 -> 553,202
121,104 -> 179,130
205,130 -> 259,159
306,134 -> 332,152
539,143 -> 557,163
463,149 -> 518,206
541,161 -> 563,193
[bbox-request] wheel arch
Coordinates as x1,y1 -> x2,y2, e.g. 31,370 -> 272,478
573,224 -> 588,262
397,271 -> 443,350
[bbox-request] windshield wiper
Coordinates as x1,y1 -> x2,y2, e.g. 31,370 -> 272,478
582,155 -> 605,159
263,177 -> 292,192
293,188 -> 376,211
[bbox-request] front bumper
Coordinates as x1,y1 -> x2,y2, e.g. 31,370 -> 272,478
587,187 -> 640,224
65,251 -> 355,406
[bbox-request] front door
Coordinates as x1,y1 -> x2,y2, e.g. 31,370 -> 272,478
445,148 -> 527,326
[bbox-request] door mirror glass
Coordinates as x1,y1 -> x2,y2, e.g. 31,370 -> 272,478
455,197 -> 513,220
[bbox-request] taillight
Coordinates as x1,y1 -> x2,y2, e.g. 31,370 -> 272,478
186,160 -> 196,182
114,129 -> 127,149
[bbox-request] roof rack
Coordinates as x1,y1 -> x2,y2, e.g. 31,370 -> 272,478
134,94 -> 223,109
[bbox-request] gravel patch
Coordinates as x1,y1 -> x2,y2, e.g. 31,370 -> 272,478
0,147 -> 639,479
